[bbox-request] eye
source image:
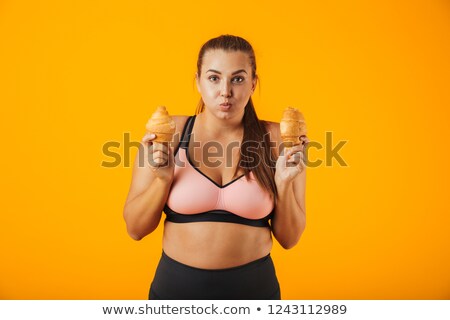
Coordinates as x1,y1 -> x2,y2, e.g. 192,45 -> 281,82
208,75 -> 219,82
232,76 -> 245,83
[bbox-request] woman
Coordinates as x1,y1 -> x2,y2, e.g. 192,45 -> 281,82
123,35 -> 308,299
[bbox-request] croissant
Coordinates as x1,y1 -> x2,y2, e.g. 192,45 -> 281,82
145,106 -> 176,143
280,106 -> 307,149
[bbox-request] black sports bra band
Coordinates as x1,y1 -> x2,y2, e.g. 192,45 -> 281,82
165,205 -> 273,228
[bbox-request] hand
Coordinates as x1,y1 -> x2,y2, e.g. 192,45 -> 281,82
141,133 -> 175,182
275,136 -> 309,185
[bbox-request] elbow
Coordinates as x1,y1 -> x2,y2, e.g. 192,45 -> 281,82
124,222 -> 145,241
280,224 -> 306,250
125,223 -> 149,241
124,223 -> 152,241
280,239 -> 299,250
123,207 -> 146,241
128,231 -> 144,241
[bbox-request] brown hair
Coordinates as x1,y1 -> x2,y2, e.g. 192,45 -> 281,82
195,34 -> 278,200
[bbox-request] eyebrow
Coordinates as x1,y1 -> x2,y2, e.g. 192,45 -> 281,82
206,69 -> 248,75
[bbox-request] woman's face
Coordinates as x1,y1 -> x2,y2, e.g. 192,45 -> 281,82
196,49 -> 256,120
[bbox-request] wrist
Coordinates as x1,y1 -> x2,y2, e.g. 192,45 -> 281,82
275,176 -> 293,194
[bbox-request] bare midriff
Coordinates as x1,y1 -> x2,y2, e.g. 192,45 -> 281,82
163,221 -> 273,269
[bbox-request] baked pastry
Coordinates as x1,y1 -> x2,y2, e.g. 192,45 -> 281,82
145,106 -> 176,143
280,106 -> 307,151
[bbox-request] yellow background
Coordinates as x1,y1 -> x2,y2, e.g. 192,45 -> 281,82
1,0 -> 449,299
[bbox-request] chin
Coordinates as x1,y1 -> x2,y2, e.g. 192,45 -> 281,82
214,111 -> 232,120
216,109 -> 244,120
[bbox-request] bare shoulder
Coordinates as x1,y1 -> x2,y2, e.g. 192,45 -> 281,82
173,115 -> 190,132
263,120 -> 282,143
262,120 -> 282,156
171,115 -> 190,149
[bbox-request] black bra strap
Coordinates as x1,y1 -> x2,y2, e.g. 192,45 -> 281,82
178,115 -> 196,149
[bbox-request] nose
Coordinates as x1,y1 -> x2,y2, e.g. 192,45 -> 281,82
220,81 -> 231,97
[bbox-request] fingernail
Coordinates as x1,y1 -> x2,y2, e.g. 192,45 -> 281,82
150,134 -> 155,138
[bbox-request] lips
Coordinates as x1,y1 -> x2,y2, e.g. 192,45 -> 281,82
219,102 -> 232,111
220,100 -> 231,108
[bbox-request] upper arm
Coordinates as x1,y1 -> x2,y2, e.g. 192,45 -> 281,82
124,115 -> 189,206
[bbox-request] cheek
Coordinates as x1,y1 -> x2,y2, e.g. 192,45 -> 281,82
201,84 -> 219,97
202,92 -> 217,103
235,87 -> 252,99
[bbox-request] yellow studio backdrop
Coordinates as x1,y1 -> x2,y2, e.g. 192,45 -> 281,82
0,0 -> 449,299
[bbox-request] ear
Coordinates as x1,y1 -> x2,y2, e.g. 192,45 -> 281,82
251,76 -> 257,93
195,73 -> 201,93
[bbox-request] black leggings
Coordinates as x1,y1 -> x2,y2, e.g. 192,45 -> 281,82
149,251 -> 281,300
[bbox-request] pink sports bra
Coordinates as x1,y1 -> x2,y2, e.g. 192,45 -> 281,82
164,116 -> 275,228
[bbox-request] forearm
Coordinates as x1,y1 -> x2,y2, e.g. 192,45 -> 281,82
272,179 -> 306,249
123,178 -> 172,240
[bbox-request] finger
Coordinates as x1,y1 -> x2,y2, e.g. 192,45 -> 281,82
152,150 -> 168,159
149,147 -> 167,163
292,151 -> 302,161
153,157 -> 167,166
280,146 -> 291,157
142,133 -> 156,144
167,145 -> 174,167
297,152 -> 307,169
147,143 -> 169,164
147,147 -> 167,165
150,153 -> 169,166
152,142 -> 170,154
300,136 -> 310,145
285,151 -> 301,166
285,145 -> 303,157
